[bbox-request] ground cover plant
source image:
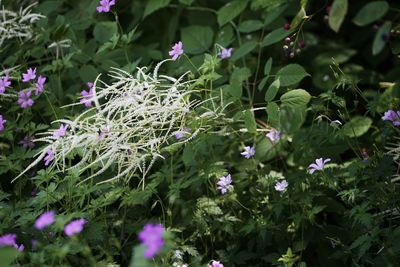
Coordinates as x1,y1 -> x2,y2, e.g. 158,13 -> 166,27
1,0 -> 400,266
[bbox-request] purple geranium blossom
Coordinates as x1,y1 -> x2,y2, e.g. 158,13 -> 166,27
241,145 -> 255,159
35,211 -> 55,230
64,219 -> 87,237
17,91 -> 34,108
174,127 -> 191,140
22,68 -> 36,82
208,260 -> 224,267
44,149 -> 55,166
0,75 -> 11,93
0,234 -> 17,247
275,179 -> 288,192
217,174 -> 233,194
266,129 -> 281,144
53,124 -> 68,138
35,75 -> 46,95
0,115 -> 6,132
307,158 -> 331,174
382,110 -> 400,126
218,47 -> 233,59
80,83 -> 95,107
169,41 -> 184,61
18,135 -> 35,149
96,0 -> 115,13
138,223 -> 165,258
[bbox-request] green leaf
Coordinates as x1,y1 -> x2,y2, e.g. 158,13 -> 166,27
216,24 -> 234,47
276,64 -> 309,86
353,1 -> 389,26
244,110 -> 257,133
261,28 -> 294,47
264,57 -> 272,76
238,20 -> 264,33
231,41 -> 257,61
266,102 -> 280,128
0,247 -> 19,267
280,89 -> 311,108
265,78 -> 280,102
78,65 -> 98,82
179,0 -> 195,5
181,26 -> 214,54
143,0 -> 171,18
372,21 -> 391,55
93,22 -> 118,43
228,67 -> 251,97
341,116 -> 372,137
217,0 -> 249,26
328,0 -> 348,32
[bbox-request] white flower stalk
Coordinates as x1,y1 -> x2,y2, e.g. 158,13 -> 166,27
14,60 -> 224,184
0,1 -> 44,47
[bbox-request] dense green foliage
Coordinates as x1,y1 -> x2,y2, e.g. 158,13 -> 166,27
1,0 -> 400,266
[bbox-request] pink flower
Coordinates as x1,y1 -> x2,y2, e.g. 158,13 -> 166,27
96,0 -> 115,13
218,48 -> 233,59
208,260 -> 224,267
217,174 -> 233,194
44,149 -> 55,166
35,75 -> 46,95
80,83 -> 94,107
307,158 -> 331,174
64,219 -> 87,237
0,75 -> 11,93
53,124 -> 68,138
138,224 -> 165,258
17,91 -> 34,108
0,115 -> 6,132
35,211 -> 55,230
0,234 -> 17,247
22,68 -> 36,82
169,41 -> 184,61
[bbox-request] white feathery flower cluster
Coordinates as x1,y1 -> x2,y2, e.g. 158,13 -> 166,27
14,60 -> 215,184
0,1 -> 44,47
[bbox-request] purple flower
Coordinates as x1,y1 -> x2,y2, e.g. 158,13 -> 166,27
174,127 -> 190,140
218,47 -> 233,59
0,115 -> 6,132
307,158 -> 331,174
361,149 -> 369,161
17,91 -> 34,108
241,145 -> 255,159
53,124 -> 68,138
18,135 -> 35,149
382,110 -> 400,126
217,174 -> 233,194
266,129 -> 281,144
0,75 -> 11,93
44,149 -> 55,166
0,234 -> 17,247
208,260 -> 224,267
35,211 -> 55,230
138,223 -> 165,258
22,68 -> 36,82
96,0 -> 115,13
80,83 -> 94,107
35,75 -> 46,95
275,179 -> 288,192
16,244 -> 24,251
169,41 -> 184,61
64,219 -> 87,237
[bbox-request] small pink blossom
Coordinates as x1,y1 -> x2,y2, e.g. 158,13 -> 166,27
44,149 -> 55,166
0,115 -> 6,132
80,83 -> 94,107
35,75 -> 46,95
208,260 -> 224,267
307,158 -> 331,174
217,174 -> 233,194
53,124 -> 68,138
275,179 -> 288,192
138,223 -> 165,258
0,75 -> 11,93
35,211 -> 55,230
96,0 -> 115,13
17,91 -> 34,109
266,129 -> 281,144
169,41 -> 184,61
218,47 -> 233,59
64,219 -> 87,237
241,145 -> 255,159
22,68 -> 36,82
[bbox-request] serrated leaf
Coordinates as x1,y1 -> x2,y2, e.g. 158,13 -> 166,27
276,64 -> 309,86
181,25 -> 214,54
280,89 -> 311,107
217,0 -> 249,26
328,0 -> 348,32
143,0 -> 171,18
341,116 -> 372,137
353,1 -> 389,26
261,28 -> 294,47
372,21 -> 391,55
265,78 -> 280,102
